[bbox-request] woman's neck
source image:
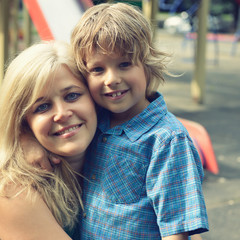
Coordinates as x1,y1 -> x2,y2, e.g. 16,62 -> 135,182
64,153 -> 85,173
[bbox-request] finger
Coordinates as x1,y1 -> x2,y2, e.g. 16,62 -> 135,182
39,159 -> 53,172
47,152 -> 63,165
50,156 -> 62,165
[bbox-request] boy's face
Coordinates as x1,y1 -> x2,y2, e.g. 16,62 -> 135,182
85,51 -> 150,122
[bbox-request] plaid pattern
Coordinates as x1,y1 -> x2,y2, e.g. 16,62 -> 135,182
80,92 -> 209,239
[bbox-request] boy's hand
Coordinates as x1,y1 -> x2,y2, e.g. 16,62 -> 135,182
20,134 -> 62,171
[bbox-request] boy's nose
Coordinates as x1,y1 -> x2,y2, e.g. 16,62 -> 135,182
104,70 -> 121,86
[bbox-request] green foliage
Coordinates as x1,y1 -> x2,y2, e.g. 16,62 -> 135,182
210,0 -> 235,15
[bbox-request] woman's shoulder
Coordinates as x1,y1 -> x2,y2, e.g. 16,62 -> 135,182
0,185 -> 71,240
0,186 -> 39,236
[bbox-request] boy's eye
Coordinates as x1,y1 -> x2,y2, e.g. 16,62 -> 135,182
91,67 -> 103,73
65,92 -> 81,102
119,62 -> 132,68
34,103 -> 51,113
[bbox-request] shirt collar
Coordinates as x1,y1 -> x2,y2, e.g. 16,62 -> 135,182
98,92 -> 168,141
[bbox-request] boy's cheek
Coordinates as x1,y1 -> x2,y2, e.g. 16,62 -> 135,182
86,83 -> 101,99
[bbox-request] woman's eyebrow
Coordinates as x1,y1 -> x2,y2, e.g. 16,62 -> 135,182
34,97 -> 44,104
33,85 -> 84,104
61,85 -> 82,92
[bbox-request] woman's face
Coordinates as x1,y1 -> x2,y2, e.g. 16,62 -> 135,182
26,65 -> 97,161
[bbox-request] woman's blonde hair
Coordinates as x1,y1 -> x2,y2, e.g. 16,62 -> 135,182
71,2 -> 170,97
0,41 -> 85,230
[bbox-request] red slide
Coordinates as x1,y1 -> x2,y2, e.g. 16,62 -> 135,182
178,117 -> 219,174
23,0 -> 93,42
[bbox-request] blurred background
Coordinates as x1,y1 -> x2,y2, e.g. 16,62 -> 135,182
1,0 -> 240,239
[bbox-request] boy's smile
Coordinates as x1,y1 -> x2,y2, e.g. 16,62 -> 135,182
86,52 -> 150,125
104,89 -> 129,99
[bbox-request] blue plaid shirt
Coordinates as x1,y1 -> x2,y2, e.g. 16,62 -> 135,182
80,92 -> 208,239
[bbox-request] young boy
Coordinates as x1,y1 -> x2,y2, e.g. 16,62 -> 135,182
23,3 -> 208,239
70,3 -> 208,239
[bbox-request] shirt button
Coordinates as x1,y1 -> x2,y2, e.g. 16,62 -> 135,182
83,212 -> 86,218
91,174 -> 96,180
102,136 -> 107,143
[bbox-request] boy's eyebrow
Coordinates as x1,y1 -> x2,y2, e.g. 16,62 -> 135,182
86,60 -> 99,67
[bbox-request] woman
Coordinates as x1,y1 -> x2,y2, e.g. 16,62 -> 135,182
0,41 -> 97,239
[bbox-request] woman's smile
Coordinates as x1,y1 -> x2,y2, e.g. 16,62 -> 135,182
53,123 -> 83,137
27,65 -> 97,159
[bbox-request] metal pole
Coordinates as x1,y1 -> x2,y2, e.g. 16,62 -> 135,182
11,0 -> 19,54
191,0 -> 210,104
23,2 -> 32,47
142,0 -> 158,37
0,0 -> 10,84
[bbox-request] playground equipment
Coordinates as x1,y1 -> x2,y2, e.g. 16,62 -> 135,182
178,118 -> 219,175
159,0 -> 198,15
163,0 -> 199,34
162,0 -> 220,65
231,0 -> 240,55
23,0 -> 93,42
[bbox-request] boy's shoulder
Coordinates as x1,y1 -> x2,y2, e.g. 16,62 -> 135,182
153,111 -> 188,138
147,92 -> 188,135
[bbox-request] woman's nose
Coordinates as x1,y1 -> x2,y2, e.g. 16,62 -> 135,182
104,70 -> 121,86
53,103 -> 72,122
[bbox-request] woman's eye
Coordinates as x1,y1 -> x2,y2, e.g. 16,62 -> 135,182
34,103 -> 50,113
120,62 -> 132,68
65,92 -> 81,102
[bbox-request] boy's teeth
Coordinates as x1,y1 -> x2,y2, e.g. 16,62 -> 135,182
112,92 -> 122,97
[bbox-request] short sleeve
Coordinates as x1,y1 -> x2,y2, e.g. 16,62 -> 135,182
146,132 -> 209,237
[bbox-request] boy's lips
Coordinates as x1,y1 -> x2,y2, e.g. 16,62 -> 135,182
104,90 -> 128,98
53,124 -> 82,136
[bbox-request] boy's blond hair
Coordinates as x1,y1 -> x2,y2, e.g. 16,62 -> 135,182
71,2 -> 169,97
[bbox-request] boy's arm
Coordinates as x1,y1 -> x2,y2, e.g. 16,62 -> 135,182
20,133 -> 61,171
191,235 -> 203,240
163,233 -> 203,240
162,233 -> 188,240
146,133 -> 208,237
